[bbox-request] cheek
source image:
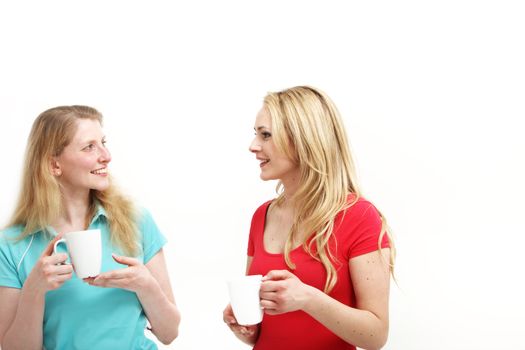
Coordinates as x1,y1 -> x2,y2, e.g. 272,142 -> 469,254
63,156 -> 96,172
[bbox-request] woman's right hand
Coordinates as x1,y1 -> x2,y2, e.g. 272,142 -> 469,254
24,236 -> 73,295
223,304 -> 260,345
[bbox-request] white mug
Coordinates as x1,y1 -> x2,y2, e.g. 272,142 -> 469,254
53,229 -> 102,279
227,274 -> 263,326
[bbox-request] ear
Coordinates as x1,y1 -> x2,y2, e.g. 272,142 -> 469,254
50,157 -> 62,176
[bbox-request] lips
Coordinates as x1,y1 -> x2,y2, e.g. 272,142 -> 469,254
90,167 -> 108,175
258,158 -> 270,167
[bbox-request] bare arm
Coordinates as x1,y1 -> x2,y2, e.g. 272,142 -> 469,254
261,249 -> 391,350
1,237 -> 72,350
88,249 -> 180,344
138,249 -> 181,344
223,256 -> 261,346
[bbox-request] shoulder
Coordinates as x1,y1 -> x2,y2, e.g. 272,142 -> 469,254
0,225 -> 26,244
345,197 -> 380,218
248,200 -> 272,234
336,197 -> 382,230
134,207 -> 164,236
250,200 -> 272,224
0,226 -> 34,261
136,207 -> 154,222
134,207 -> 162,234
253,200 -> 272,216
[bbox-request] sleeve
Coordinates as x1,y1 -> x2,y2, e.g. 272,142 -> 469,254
344,202 -> 390,259
0,233 -> 22,288
247,212 -> 257,257
247,201 -> 270,257
138,209 -> 168,264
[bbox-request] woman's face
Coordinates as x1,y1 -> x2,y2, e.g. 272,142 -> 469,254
54,119 -> 111,196
249,107 -> 299,182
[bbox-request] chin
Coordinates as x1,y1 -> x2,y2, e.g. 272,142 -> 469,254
260,172 -> 276,181
92,181 -> 111,191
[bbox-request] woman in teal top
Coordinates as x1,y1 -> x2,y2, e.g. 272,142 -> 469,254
0,106 -> 180,349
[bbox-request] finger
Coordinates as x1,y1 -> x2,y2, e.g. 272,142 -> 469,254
260,299 -> 278,310
222,308 -> 236,322
88,278 -> 113,288
112,254 -> 139,266
223,315 -> 238,326
45,253 -> 68,265
54,272 -> 73,283
90,274 -> 131,288
224,316 -> 237,326
96,268 -> 132,280
41,235 -> 64,257
259,290 -> 278,300
263,269 -> 292,281
263,308 -> 282,316
238,326 -> 255,336
54,264 -> 74,275
98,280 -> 131,289
260,280 -> 284,292
223,304 -> 233,313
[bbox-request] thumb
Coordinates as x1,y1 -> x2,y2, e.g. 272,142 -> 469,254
263,269 -> 293,281
112,253 -> 139,266
42,234 -> 64,257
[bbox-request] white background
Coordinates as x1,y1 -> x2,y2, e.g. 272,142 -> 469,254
1,1 -> 524,349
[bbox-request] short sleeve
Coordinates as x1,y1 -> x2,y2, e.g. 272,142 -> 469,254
247,210 -> 258,257
0,233 -> 22,288
138,209 -> 167,263
247,201 -> 271,257
343,201 -> 390,259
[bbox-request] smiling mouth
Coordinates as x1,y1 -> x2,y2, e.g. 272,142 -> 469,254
260,159 -> 270,167
91,168 -> 107,175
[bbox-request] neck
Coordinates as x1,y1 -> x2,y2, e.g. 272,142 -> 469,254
280,173 -> 301,207
54,189 -> 91,231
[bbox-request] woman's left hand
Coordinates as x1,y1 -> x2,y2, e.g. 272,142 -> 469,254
85,254 -> 154,295
259,270 -> 315,315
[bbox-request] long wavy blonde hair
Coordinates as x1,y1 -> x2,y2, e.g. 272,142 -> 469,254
264,86 -> 395,293
8,105 -> 139,256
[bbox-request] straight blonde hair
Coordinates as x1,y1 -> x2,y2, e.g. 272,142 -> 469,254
264,86 -> 395,293
8,106 -> 139,256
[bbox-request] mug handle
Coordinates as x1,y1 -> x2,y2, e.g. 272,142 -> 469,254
53,238 -> 67,254
53,238 -> 68,265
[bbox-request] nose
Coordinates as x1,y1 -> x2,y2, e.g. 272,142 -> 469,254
98,145 -> 112,164
249,137 -> 262,153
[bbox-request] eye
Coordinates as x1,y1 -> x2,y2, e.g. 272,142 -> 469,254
83,144 -> 95,151
261,131 -> 272,140
102,139 -> 107,147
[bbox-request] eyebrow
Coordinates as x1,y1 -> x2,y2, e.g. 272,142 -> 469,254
254,126 -> 270,131
79,136 -> 106,145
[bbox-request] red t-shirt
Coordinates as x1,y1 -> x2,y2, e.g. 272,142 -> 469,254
247,197 -> 390,350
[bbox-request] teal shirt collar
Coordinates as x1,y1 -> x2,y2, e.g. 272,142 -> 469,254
30,203 -> 108,237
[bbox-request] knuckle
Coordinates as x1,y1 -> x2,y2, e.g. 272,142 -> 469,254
42,266 -> 53,276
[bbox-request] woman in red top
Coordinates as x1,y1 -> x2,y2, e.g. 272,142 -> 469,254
223,86 -> 395,350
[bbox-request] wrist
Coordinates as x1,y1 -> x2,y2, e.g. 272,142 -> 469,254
136,274 -> 159,299
22,278 -> 47,299
301,284 -> 323,314
20,285 -> 47,313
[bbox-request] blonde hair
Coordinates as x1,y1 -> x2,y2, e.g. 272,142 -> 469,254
264,86 -> 395,293
8,105 -> 139,256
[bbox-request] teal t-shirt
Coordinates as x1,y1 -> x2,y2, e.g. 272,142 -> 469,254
0,206 -> 167,350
